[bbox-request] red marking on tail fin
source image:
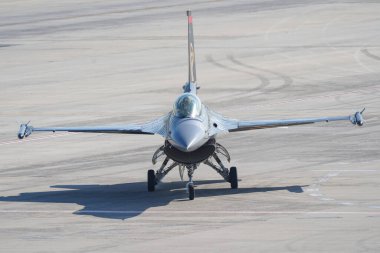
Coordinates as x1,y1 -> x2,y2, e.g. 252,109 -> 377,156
188,16 -> 193,24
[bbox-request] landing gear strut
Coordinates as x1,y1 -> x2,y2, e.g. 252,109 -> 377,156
148,147 -> 178,192
203,143 -> 238,189
148,142 -> 237,200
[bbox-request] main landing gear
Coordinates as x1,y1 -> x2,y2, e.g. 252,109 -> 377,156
147,169 -> 156,192
148,143 -> 238,200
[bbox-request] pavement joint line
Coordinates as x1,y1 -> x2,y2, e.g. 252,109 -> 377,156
0,132 -> 79,146
311,170 -> 377,172
0,210 -> 379,215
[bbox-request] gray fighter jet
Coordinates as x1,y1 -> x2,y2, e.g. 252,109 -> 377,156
18,11 -> 365,200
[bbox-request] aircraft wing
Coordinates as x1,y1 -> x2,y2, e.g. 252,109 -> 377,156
17,113 -> 169,139
209,109 -> 365,134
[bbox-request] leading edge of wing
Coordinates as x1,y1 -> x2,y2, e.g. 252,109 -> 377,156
18,113 -> 170,139
209,109 -> 364,133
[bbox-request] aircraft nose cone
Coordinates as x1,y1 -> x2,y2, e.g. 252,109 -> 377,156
171,120 -> 206,152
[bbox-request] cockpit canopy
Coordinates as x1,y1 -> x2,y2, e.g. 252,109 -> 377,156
173,93 -> 202,118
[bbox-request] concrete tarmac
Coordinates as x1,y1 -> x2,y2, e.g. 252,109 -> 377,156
1,1 -> 379,252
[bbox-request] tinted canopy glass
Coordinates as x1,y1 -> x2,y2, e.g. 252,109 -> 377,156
173,93 -> 201,118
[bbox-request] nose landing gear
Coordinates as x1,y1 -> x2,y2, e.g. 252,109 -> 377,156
186,182 -> 195,200
185,164 -> 197,200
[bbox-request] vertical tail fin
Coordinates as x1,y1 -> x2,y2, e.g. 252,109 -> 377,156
183,10 -> 198,94
187,10 -> 197,85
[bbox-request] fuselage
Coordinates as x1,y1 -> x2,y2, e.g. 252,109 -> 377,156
167,92 -> 211,152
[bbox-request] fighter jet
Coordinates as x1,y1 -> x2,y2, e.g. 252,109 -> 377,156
18,11 -> 365,200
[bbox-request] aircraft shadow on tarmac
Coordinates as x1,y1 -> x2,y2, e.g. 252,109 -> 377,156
0,181 -> 307,220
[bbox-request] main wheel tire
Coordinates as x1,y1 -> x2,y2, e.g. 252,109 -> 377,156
229,166 -> 238,189
188,184 -> 195,200
148,169 -> 156,192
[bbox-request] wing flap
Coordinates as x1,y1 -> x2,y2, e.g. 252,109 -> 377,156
232,116 -> 349,132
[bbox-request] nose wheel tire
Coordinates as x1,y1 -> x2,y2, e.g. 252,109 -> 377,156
229,166 -> 238,189
148,169 -> 156,192
188,183 -> 195,200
